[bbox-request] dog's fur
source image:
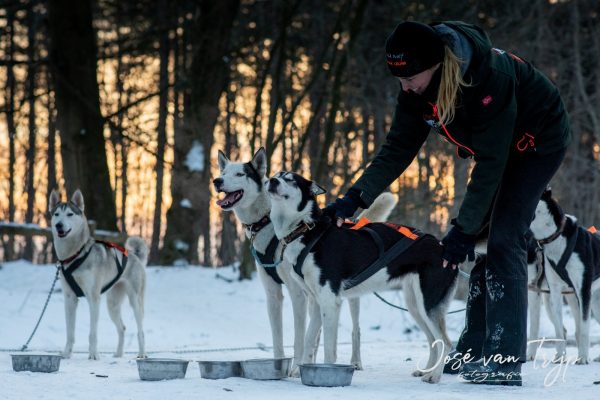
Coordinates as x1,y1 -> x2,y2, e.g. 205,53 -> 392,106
529,189 -> 600,363
213,149 -> 397,375
267,172 -> 458,383
49,190 -> 148,360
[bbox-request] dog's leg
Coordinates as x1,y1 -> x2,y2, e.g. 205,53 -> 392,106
526,290 -> 542,361
127,284 -> 146,358
302,296 -> 322,365
567,293 -> 590,364
407,276 -> 447,384
348,297 -> 363,370
62,290 -> 78,358
590,290 -> 600,362
319,291 -> 342,364
544,286 -> 567,361
87,292 -> 101,360
285,277 -> 308,377
107,283 -> 127,358
404,281 -> 436,378
257,266 -> 285,359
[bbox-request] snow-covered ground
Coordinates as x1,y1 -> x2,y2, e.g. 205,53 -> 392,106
1,260 -> 599,400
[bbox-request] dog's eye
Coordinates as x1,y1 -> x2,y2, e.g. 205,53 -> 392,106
236,172 -> 245,177
67,213 -> 74,217
54,213 -> 59,217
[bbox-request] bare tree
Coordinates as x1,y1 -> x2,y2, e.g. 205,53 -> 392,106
47,0 -> 117,230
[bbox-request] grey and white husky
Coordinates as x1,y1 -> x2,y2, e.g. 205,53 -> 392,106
213,149 -> 396,375
49,189 -> 148,360
266,172 -> 458,383
529,188 -> 600,363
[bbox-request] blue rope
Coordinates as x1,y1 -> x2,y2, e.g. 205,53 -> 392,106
250,246 -> 281,269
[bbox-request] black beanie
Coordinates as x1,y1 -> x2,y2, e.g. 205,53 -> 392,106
385,21 -> 445,77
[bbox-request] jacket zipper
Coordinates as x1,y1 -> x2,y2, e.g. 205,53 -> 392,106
430,103 -> 475,157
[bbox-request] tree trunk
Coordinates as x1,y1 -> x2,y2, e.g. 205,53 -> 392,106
24,5 -> 38,261
4,5 -> 17,260
47,0 -> 117,230
149,0 -> 170,263
161,0 -> 240,265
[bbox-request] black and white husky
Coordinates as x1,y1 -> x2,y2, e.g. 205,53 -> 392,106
214,149 -> 396,375
49,190 -> 148,359
266,171 -> 458,383
529,188 -> 600,363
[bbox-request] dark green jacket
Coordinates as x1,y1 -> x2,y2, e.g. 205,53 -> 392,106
353,21 -> 570,235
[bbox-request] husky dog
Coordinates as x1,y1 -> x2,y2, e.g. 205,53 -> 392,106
266,172 -> 458,383
213,149 -> 397,374
529,188 -> 600,363
49,190 -> 148,360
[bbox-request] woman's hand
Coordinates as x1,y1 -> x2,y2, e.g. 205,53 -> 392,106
322,189 -> 363,227
441,226 -> 476,269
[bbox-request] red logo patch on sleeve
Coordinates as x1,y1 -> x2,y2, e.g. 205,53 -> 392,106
481,95 -> 493,106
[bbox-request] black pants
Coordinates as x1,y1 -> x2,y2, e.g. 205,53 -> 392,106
455,147 -> 566,362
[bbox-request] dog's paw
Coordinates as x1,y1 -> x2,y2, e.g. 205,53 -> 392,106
421,372 -> 441,384
593,355 -> 600,362
412,370 -> 426,377
88,353 -> 100,360
136,354 -> 148,360
289,365 -> 300,378
352,361 -> 363,371
575,357 -> 589,365
61,351 -> 72,359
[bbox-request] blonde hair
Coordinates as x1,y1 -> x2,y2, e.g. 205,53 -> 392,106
436,46 -> 470,126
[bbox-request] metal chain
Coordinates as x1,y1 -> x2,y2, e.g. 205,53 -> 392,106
19,264 -> 61,351
373,292 -> 466,314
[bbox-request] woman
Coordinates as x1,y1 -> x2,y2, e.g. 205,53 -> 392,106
324,21 -> 570,386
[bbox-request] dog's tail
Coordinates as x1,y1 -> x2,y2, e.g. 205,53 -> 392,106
356,192 -> 397,223
126,236 -> 149,266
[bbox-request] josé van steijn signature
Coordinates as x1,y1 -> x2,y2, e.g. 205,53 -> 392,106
416,338 -> 580,386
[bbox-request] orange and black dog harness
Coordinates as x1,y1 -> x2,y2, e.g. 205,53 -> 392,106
342,218 -> 423,290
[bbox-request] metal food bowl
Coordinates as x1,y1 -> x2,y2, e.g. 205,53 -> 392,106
299,363 -> 355,387
240,358 -> 292,380
136,358 -> 189,381
198,360 -> 242,379
11,354 -> 62,373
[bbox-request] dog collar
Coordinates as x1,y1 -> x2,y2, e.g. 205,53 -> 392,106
538,215 -> 567,245
244,214 -> 271,237
282,221 -> 316,245
58,241 -> 91,265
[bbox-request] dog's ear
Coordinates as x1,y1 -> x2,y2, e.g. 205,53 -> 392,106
217,150 -> 229,172
71,189 -> 85,212
251,147 -> 267,178
542,186 -> 552,199
49,190 -> 60,212
310,181 -> 327,197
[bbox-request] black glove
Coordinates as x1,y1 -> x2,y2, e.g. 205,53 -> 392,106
441,224 -> 476,267
322,188 -> 364,221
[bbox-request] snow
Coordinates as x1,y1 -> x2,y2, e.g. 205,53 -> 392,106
184,141 -> 204,172
1,260 -> 600,400
174,240 -> 190,251
180,199 -> 192,209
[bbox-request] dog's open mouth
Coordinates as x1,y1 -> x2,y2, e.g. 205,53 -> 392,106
216,189 -> 244,209
57,229 -> 71,238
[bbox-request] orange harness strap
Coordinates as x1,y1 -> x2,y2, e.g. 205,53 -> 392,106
588,226 -> 597,234
345,218 -> 420,240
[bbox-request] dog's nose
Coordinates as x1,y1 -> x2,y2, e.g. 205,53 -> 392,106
268,178 -> 279,188
213,177 -> 223,189
55,222 -> 63,231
